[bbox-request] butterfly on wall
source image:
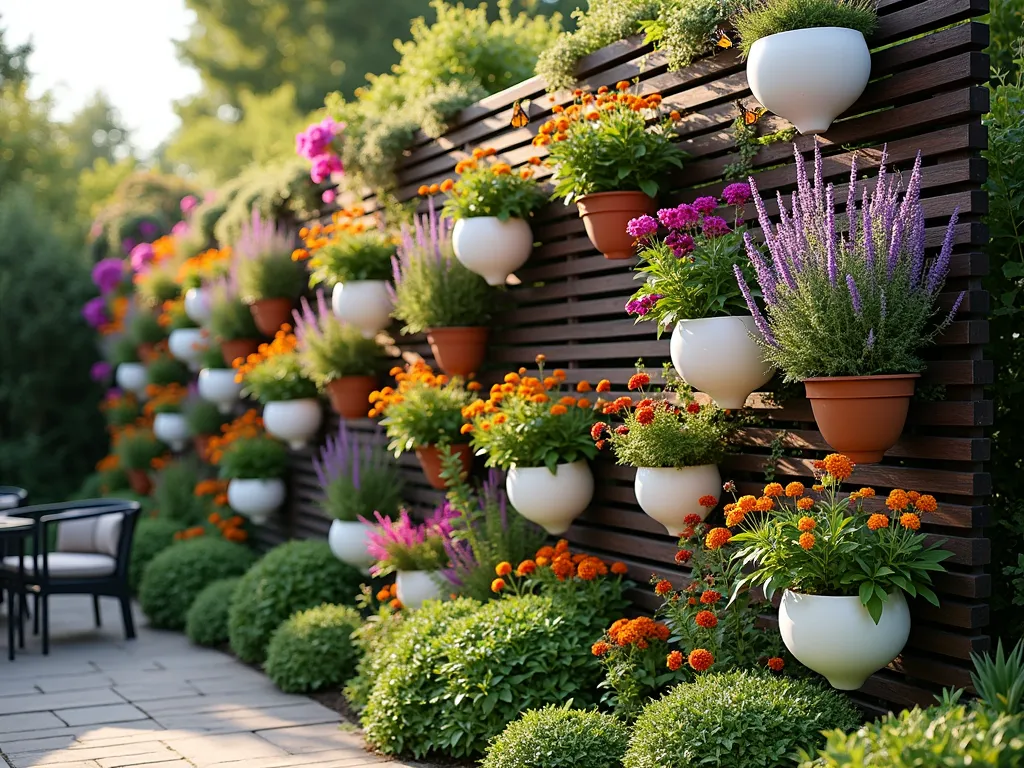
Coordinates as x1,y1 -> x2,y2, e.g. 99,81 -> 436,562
735,101 -> 767,126
711,28 -> 735,50
510,99 -> 530,129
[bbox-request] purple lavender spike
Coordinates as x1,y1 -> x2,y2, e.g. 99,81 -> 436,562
886,209 -> 906,281
867,328 -> 875,349
871,145 -> 889,218
846,274 -> 863,316
825,184 -> 837,285
748,176 -> 772,233
794,146 -> 811,220
735,264 -> 777,346
909,206 -> 926,288
926,207 -> 960,293
812,144 -> 824,213
744,232 -> 778,305
846,155 -> 859,245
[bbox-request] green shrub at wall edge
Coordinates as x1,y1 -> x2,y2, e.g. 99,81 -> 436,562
186,577 -> 242,647
264,603 -> 363,693
483,705 -> 630,768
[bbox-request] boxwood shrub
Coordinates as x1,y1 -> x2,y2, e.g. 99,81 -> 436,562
624,670 -> 861,768
264,603 -> 363,693
227,540 -> 363,664
363,594 -> 605,760
483,705 -> 630,768
185,577 -> 241,647
139,538 -> 256,630
130,517 -> 184,591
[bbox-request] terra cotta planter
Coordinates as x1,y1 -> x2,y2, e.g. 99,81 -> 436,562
194,434 -> 213,462
249,298 -> 295,337
426,326 -> 488,379
803,373 -> 919,463
126,469 -> 152,496
577,191 -> 656,260
326,376 -> 378,419
220,338 -> 261,368
415,443 -> 473,489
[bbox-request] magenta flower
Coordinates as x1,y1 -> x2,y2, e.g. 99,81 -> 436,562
702,216 -> 730,238
122,238 -> 136,254
625,293 -> 663,316
722,183 -> 751,206
296,117 -> 344,160
90,361 -> 113,382
82,297 -> 109,328
666,231 -> 695,257
130,243 -> 155,272
692,196 -> 719,215
171,221 -> 190,237
310,153 -> 343,184
180,195 -> 198,214
321,188 -> 336,205
658,204 -> 699,230
91,258 -> 124,294
139,221 -> 158,239
626,214 -> 658,239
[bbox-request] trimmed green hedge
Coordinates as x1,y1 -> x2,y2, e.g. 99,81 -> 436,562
264,603 -> 363,693
129,517 -> 185,592
186,577 -> 241,647
483,706 -> 630,768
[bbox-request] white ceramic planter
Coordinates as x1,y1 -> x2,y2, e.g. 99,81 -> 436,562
168,328 -> 208,371
115,362 -> 148,398
395,570 -> 445,610
747,27 -> 871,135
506,460 -> 594,535
634,465 -> 722,534
328,519 -> 374,572
779,590 -> 911,690
198,368 -> 243,414
331,280 -> 393,338
263,399 -> 323,450
153,412 -> 190,452
670,316 -> 775,409
452,216 -> 534,286
227,478 -> 286,525
183,287 -> 212,325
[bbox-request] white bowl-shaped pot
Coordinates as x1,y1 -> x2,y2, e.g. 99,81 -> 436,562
153,412 -> 190,452
328,519 -> 374,572
395,570 -> 445,610
747,27 -> 871,135
331,280 -> 393,338
115,362 -> 148,397
227,478 -> 286,525
506,460 -> 594,535
779,590 -> 911,690
168,328 -> 209,371
670,316 -> 776,409
198,368 -> 243,414
183,287 -> 212,325
263,399 -> 322,450
634,465 -> 722,535
452,216 -> 534,286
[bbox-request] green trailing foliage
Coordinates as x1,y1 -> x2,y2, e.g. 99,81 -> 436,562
482,705 -> 630,768
264,603 -> 363,693
185,577 -> 241,647
146,356 -> 190,387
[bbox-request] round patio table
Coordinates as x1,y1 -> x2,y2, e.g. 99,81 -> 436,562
0,517 -> 34,660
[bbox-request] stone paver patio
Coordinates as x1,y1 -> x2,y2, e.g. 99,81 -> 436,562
0,596 -> 424,768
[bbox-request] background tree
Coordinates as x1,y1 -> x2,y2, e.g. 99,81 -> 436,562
0,14 -> 30,86
64,92 -> 133,173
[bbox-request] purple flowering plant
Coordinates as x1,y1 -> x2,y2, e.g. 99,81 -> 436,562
363,504 -> 460,576
296,117 -> 345,184
92,258 -> 126,294
313,422 -> 403,523
234,209 -> 305,303
626,184 -> 759,335
734,145 -> 965,381
293,291 -> 385,385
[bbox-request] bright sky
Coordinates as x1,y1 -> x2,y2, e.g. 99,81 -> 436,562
2,0 -> 202,155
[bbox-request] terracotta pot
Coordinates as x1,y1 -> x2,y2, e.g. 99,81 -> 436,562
415,443 -> 473,490
249,298 -> 295,337
803,374 -> 919,464
576,191 -> 656,260
221,338 -> 261,368
194,434 -> 213,462
426,326 -> 488,379
137,342 -> 159,363
126,469 -> 152,496
326,376 -> 378,419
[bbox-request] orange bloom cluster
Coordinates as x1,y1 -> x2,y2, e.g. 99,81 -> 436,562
368,362 -> 451,420
233,326 -> 298,382
822,453 -> 854,481
142,383 -> 187,417
705,527 -> 732,550
767,656 -> 785,672
461,365 -> 586,433
177,246 -> 231,285
151,235 -> 176,265
195,478 -> 229,508
208,510 -> 248,542
526,540 -> 624,584
608,616 -> 670,649
375,582 -> 402,610
532,84 -> 676,147
666,650 -> 684,670
96,454 -> 119,472
99,296 -> 130,336
206,409 -> 264,465
688,648 -> 714,672
174,526 -> 206,542
292,206 -> 370,262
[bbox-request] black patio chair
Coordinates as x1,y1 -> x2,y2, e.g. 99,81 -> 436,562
0,486 -> 28,513
4,499 -> 141,655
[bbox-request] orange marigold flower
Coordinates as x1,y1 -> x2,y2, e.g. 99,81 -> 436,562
597,85 -> 609,94
491,578 -> 506,593
495,561 -> 513,577
797,516 -> 816,532
576,381 -> 592,393
688,648 -> 714,672
823,453 -> 854,480
460,424 -> 473,435
467,381 -> 482,392
915,494 -> 937,513
684,514 -> 702,525
886,489 -> 910,511
705,528 -> 732,550
616,80 -> 630,91
797,497 -> 814,511
555,538 -> 569,553
812,484 -> 825,492
698,494 -> 718,509
550,404 -> 568,416
519,168 -> 533,180
627,372 -> 650,390
799,532 -> 816,550
376,588 -> 390,602
755,496 -> 775,512
867,513 -> 889,531
737,495 -> 758,513
429,183 -> 440,194
667,650 -> 684,671
785,482 -> 805,497
528,156 -> 542,165
611,561 -> 628,575
635,407 -> 655,425
577,559 -> 601,580
654,579 -> 673,596
859,487 -> 876,498
695,610 -> 718,629
531,394 -> 549,404
551,559 -> 574,581
440,178 -> 455,192
764,482 -> 784,497
700,590 -> 721,605
537,545 -> 556,559
669,110 -> 682,121
596,379 -> 612,393
577,398 -> 591,408
536,556 -> 550,567
417,185 -> 429,196
389,598 -> 403,610
592,641 -> 611,657
767,656 -> 785,672
908,490 -> 921,502
726,509 -> 745,527
900,512 -> 922,531
516,559 -> 537,577
675,549 -> 693,564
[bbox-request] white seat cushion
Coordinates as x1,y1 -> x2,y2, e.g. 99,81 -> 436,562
0,494 -> 20,510
2,553 -> 117,579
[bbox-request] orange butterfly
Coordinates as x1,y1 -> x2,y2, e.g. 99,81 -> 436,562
736,101 -> 767,125
712,28 -> 735,50
510,100 -> 530,129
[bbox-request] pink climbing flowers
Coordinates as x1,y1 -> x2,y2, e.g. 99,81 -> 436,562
296,117 -> 345,184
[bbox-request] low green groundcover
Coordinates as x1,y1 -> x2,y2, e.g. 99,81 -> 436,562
264,603 -> 363,693
483,705 -> 630,768
185,577 -> 241,647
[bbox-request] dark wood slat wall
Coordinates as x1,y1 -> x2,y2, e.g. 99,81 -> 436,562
277,0 -> 992,714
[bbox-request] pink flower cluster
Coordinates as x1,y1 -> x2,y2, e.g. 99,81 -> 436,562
362,503 -> 460,575
296,117 -> 345,184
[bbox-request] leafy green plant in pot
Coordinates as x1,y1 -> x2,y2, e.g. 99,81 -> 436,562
294,291 -> 387,418
438,148 -> 547,286
219,434 -> 288,524
185,398 -> 230,461
391,199 -> 495,378
128,311 -> 167,362
234,209 -> 305,337
735,146 -> 965,462
208,281 -> 261,367
596,364 -> 729,534
114,427 -> 166,495
541,81 -> 685,260
314,422 -> 403,571
371,361 -> 478,489
627,187 -> 775,408
196,341 -> 244,414
296,208 -> 397,338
